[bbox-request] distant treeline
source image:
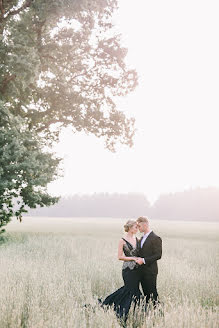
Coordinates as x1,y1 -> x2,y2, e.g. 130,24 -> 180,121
28,193 -> 150,218
27,187 -> 219,221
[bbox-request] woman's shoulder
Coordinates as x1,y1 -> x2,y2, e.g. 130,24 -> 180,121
119,238 -> 126,245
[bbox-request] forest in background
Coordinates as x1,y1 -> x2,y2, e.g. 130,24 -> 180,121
27,187 -> 219,221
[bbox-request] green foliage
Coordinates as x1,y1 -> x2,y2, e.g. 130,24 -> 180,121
0,0 -> 138,232
0,107 -> 60,233
0,0 -> 137,150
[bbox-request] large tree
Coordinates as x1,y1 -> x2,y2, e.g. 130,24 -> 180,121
0,0 -> 138,232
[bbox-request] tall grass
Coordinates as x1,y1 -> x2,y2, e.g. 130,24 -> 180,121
0,217 -> 218,327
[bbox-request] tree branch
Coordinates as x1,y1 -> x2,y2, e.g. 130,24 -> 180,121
0,0 -> 4,16
35,119 -> 62,132
5,0 -> 33,19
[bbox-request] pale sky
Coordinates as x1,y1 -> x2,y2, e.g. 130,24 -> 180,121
48,0 -> 219,204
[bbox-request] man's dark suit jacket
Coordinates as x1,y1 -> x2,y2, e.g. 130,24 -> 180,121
138,231 -> 162,275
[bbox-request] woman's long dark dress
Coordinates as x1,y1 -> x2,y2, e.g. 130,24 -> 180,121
101,238 -> 142,320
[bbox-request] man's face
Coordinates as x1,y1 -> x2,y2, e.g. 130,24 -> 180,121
137,222 -> 145,233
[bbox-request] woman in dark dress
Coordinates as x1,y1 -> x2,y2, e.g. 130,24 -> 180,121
100,220 -> 142,322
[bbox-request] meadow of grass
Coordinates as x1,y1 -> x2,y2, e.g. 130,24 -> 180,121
0,217 -> 218,328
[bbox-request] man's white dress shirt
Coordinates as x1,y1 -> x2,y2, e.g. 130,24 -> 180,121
141,230 -> 152,248
140,230 -> 152,264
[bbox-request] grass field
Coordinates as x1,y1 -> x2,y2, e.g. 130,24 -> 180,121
0,217 -> 218,328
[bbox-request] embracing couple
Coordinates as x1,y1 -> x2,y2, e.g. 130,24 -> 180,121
100,217 -> 162,322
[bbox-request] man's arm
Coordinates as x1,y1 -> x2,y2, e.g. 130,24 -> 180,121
144,237 -> 162,265
136,237 -> 162,265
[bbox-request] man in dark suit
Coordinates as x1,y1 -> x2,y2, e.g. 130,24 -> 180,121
136,216 -> 162,306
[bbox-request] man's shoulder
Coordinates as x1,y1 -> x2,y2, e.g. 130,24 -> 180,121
150,231 -> 162,240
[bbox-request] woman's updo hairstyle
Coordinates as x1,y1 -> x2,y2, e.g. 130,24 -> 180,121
124,219 -> 136,232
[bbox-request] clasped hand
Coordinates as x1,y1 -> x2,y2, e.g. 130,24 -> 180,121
134,257 -> 144,265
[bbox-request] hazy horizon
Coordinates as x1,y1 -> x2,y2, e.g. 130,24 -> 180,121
27,187 -> 219,221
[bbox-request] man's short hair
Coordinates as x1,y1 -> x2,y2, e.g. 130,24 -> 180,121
137,216 -> 149,224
